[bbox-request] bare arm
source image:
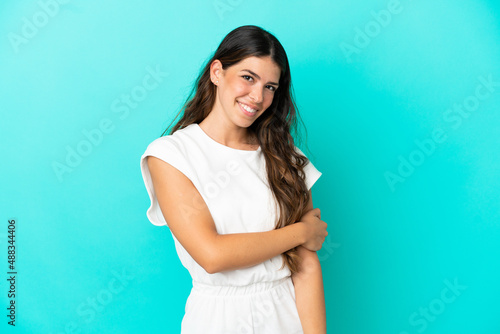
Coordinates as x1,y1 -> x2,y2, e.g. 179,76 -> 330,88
147,156 -> 307,274
292,191 -> 327,334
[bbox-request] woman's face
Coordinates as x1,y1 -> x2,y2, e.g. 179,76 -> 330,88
211,56 -> 281,128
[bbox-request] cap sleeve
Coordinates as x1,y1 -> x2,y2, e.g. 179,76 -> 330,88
294,145 -> 322,191
140,137 -> 195,227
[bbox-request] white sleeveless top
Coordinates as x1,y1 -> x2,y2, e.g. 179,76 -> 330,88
140,123 -> 322,333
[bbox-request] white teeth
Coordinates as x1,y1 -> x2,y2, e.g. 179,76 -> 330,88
239,102 -> 257,113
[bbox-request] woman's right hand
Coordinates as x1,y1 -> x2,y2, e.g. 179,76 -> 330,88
299,208 -> 328,251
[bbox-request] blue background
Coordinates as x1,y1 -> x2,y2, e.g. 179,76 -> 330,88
1,0 -> 499,333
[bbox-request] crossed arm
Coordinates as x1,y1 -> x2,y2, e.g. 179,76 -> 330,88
292,194 -> 327,334
147,156 -> 326,332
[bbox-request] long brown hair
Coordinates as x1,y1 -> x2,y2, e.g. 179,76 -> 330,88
161,25 -> 313,275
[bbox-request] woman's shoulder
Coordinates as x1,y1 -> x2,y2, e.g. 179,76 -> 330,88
140,125 -> 199,181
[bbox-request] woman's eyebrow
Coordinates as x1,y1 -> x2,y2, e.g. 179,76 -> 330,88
241,69 -> 279,86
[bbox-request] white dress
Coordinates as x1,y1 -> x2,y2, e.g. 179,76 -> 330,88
140,123 -> 322,333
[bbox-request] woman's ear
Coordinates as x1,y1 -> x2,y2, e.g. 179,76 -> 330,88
210,59 -> 223,82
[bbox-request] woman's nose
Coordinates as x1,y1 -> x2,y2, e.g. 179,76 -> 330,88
249,86 -> 264,103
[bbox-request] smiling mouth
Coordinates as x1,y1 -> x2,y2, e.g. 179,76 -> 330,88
238,102 -> 258,116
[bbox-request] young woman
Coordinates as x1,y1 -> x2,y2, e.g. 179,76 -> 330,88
140,25 -> 328,333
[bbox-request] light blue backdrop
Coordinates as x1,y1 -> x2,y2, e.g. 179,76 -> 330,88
1,0 -> 499,333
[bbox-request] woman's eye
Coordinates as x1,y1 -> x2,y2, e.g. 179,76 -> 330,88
242,75 -> 276,92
